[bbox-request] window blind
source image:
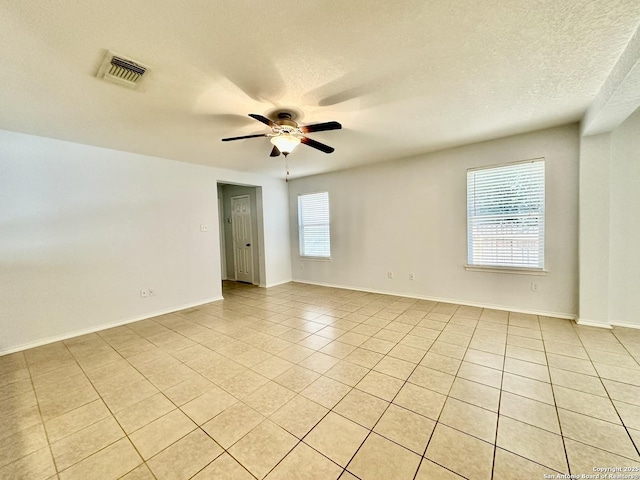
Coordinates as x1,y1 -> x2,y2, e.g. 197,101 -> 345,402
298,192 -> 331,258
467,160 -> 545,269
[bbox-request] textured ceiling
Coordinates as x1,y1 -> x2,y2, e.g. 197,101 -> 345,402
1,1 -> 639,178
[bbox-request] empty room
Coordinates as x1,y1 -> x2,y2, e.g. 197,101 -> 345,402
2,1 -> 640,479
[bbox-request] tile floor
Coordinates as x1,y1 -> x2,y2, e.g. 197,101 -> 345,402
2,281 -> 640,479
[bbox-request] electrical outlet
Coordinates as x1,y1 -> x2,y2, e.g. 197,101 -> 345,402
200,224 -> 209,232
140,289 -> 148,298
409,273 -> 415,281
149,288 -> 156,297
531,282 -> 539,292
387,272 -> 394,279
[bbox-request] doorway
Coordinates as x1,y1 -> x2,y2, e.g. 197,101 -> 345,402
217,182 -> 266,286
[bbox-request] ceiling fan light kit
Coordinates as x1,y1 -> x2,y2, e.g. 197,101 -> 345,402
221,111 -> 342,179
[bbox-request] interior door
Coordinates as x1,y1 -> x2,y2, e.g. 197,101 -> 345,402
231,195 -> 253,283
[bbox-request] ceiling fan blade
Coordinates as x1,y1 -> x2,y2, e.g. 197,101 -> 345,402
301,136 -> 335,154
270,145 -> 281,157
248,114 -> 276,128
299,121 -> 342,134
221,133 -> 268,142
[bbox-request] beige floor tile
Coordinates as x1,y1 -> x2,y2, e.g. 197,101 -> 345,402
565,439 -> 640,475
457,362 -> 502,388
344,348 -> 384,368
372,356 -> 415,380
218,369 -> 270,398
0,423 -> 48,468
408,365 -> 455,395
347,433 -> 421,480
202,402 -> 264,448
129,409 -> 196,460
337,331 -> 369,347
147,364 -> 198,390
502,372 -> 554,404
549,367 -> 607,396
415,459 -> 464,479
428,341 -> 467,360
559,408 -> 639,460
0,377 -> 33,402
304,412 -> 369,467
374,328 -> 405,343
0,446 -> 55,480
191,452 -> 254,479
274,365 -> 321,392
251,356 -> 295,379
265,442 -> 342,480
614,401 -> 640,430
499,392 -> 560,433
439,397 -> 497,442
300,376 -> 352,408
270,395 -> 328,438
355,370 -> 404,401
594,363 -> 640,386
228,420 -> 298,479
425,423 -> 493,480
493,448 -> 562,479
503,357 -> 549,382
180,387 -> 238,425
360,337 -> 396,354
120,463 -> 156,480
0,403 -> 43,441
603,379 -> 640,406
325,361 -> 370,386
244,381 -> 296,416
334,388 -> 389,428
469,338 -> 507,356
299,352 -> 341,374
386,344 -> 424,363
554,385 -> 620,423
544,340 -> 589,359
506,335 -> 544,352
393,382 -> 446,420
163,375 -> 215,406
114,393 -> 176,434
51,415 -> 124,470
629,429 -> 640,451
464,349 -> 504,370
320,341 -> 358,359
448,377 -> 500,411
505,345 -> 547,365
277,344 -> 316,363
299,333 -> 334,350
496,416 -> 567,472
44,399 -> 110,442
547,353 -> 597,376
373,404 -> 435,454
147,429 -> 223,480
58,437 -> 142,480
420,352 -> 462,375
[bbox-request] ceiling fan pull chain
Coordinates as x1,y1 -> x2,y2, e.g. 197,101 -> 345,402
285,157 -> 290,182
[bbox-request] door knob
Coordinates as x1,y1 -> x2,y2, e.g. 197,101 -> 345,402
246,243 -> 251,247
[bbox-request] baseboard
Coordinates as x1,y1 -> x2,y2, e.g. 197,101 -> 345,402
264,279 -> 293,288
292,279 -> 576,320
0,296 -> 224,356
611,321 -> 640,330
574,318 -> 613,329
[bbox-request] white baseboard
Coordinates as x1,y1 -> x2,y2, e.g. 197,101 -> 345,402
292,279 -> 576,320
0,296 -> 224,356
611,321 -> 640,330
264,279 -> 293,288
574,318 -> 613,329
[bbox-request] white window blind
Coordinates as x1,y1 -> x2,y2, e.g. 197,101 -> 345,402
467,159 -> 545,269
298,192 -> 331,258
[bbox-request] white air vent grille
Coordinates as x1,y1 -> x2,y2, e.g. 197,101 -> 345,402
97,50 -> 149,89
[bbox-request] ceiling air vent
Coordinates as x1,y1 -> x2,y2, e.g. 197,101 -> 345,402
97,50 -> 149,89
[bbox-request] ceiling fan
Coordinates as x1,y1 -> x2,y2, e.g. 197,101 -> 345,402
221,112 -> 342,157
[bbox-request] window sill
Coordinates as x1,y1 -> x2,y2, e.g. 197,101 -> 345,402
464,265 -> 547,275
299,256 -> 332,262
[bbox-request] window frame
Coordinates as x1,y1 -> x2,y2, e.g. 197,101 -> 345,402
297,191 -> 332,260
465,158 -> 546,275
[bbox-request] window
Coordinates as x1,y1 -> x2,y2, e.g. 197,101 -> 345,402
467,159 -> 545,271
298,192 -> 331,258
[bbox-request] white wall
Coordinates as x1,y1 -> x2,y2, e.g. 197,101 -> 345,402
609,107 -> 640,327
289,124 -> 580,318
0,129 -> 291,354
